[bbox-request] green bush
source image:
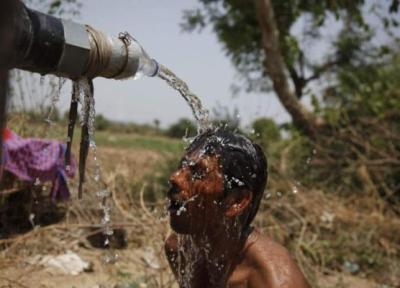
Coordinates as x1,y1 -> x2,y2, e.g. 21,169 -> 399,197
251,117 -> 281,149
95,114 -> 111,131
167,118 -> 197,139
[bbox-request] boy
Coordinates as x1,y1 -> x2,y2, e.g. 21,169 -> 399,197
165,128 -> 309,287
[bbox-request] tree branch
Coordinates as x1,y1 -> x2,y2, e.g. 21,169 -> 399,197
288,65 -> 306,99
305,59 -> 342,82
255,0 -> 319,138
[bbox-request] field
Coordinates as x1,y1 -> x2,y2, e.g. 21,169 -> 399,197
2,0 -> 400,286
0,119 -> 399,288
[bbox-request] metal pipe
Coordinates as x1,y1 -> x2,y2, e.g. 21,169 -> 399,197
0,0 -> 16,171
9,1 -> 159,80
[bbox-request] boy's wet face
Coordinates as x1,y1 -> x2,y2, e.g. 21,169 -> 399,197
167,148 -> 224,234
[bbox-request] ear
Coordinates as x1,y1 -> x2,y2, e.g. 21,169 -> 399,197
224,190 -> 253,217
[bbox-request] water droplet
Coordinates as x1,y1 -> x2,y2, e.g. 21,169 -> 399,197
102,252 -> 118,264
103,226 -> 114,236
176,206 -> 187,216
96,190 -> 110,198
342,260 -> 360,274
44,118 -> 53,125
101,214 -> 110,224
29,213 -> 35,228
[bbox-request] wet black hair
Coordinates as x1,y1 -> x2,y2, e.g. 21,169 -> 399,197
185,127 -> 268,228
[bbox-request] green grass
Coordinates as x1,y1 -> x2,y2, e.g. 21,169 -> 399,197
95,131 -> 185,154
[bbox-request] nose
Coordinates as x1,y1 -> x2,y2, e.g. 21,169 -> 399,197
167,181 -> 180,198
168,168 -> 188,197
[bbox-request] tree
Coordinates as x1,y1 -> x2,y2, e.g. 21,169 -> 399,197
310,53 -> 400,211
251,117 -> 280,149
167,118 -> 197,139
95,114 -> 111,131
23,0 -> 81,16
182,0 -> 399,137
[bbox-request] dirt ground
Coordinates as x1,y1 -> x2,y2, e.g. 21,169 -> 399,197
0,252 -> 382,288
0,146 -> 394,288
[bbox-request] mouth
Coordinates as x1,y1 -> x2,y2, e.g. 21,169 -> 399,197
168,199 -> 184,212
167,194 -> 199,216
167,183 -> 185,213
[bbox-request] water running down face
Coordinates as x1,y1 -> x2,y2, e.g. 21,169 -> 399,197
167,128 -> 268,236
168,149 -> 225,235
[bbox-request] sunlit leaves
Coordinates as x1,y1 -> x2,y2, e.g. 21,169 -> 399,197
182,0 -> 399,98
23,0 -> 81,16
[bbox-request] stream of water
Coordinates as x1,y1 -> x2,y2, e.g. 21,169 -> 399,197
70,78 -> 117,263
60,60 -> 213,269
157,64 -> 211,133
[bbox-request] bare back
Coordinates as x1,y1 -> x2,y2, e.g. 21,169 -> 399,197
227,229 -> 309,287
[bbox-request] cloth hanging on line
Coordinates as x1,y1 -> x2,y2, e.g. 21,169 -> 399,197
0,128 -> 76,201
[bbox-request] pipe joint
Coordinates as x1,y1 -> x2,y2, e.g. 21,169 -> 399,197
57,20 -> 90,79
11,3 -> 158,80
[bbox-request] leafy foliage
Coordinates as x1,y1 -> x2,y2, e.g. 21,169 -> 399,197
23,0 -> 81,16
250,117 -> 280,149
182,1 -> 399,97
95,114 -> 111,131
166,118 -> 197,139
293,54 -> 400,213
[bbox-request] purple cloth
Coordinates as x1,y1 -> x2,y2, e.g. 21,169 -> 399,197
0,129 -> 76,201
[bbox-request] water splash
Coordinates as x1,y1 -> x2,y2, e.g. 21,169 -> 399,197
66,78 -> 115,261
65,81 -> 80,168
39,75 -> 45,86
28,213 -> 36,228
292,183 -> 299,194
176,235 -> 201,287
175,195 -> 198,216
45,77 -> 66,124
157,64 -> 210,132
97,189 -> 117,263
80,79 -> 102,183
77,78 -> 92,198
34,178 -> 41,186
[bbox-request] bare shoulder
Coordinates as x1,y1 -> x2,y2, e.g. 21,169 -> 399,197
246,230 -> 309,288
164,233 -> 180,278
165,233 -> 178,252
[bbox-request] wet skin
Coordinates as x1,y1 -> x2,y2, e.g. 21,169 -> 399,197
165,150 -> 309,288
167,149 -> 225,236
